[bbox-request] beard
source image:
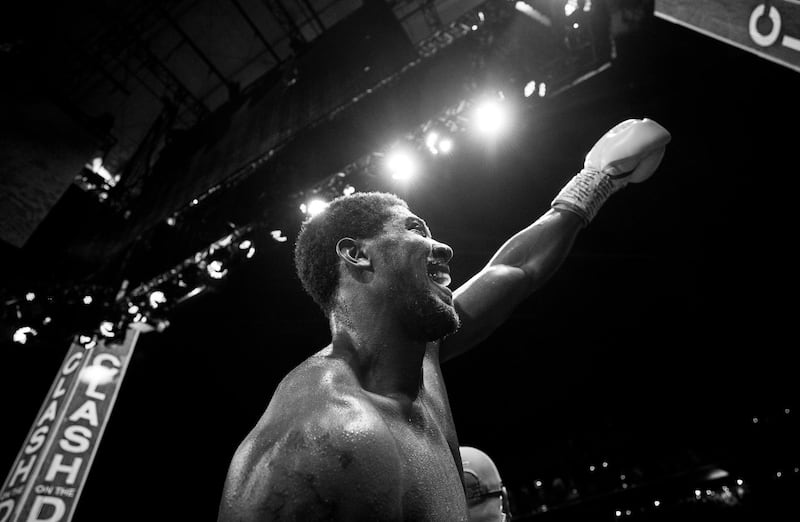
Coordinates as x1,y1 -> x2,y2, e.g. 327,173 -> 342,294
393,276 -> 461,342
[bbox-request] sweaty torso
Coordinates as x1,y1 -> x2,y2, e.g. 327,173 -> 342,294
221,345 -> 468,521
367,349 -> 467,520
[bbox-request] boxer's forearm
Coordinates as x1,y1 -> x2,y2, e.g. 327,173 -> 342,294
441,208 -> 583,361
486,208 -> 583,294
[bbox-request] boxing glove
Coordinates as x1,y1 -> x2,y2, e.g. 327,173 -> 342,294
551,118 -> 671,224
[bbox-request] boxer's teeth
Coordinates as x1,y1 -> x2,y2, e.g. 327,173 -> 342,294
428,270 -> 451,287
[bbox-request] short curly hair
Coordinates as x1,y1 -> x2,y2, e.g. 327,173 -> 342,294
294,191 -> 408,315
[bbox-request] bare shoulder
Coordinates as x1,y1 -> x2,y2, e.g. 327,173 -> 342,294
218,353 -> 403,521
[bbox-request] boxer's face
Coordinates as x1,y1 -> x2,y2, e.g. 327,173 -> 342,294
369,205 -> 460,341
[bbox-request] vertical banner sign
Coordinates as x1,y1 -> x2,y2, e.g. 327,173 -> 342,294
654,0 -> 800,73
0,341 -> 88,522
0,326 -> 142,522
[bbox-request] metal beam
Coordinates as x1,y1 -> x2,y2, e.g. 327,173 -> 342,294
159,6 -> 235,92
228,0 -> 284,63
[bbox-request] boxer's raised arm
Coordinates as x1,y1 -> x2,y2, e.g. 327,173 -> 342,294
439,118 -> 671,362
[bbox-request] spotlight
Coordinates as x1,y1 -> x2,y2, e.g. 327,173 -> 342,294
524,80 -> 537,97
83,295 -> 93,305
385,148 -> 418,180
539,82 -> 547,97
471,96 -> 511,137
78,334 -> 95,347
425,131 -> 440,153
99,320 -> 115,338
343,184 -> 356,196
424,131 -> 454,155
206,260 -> 228,280
12,326 -> 38,344
239,240 -> 252,250
438,137 -> 453,154
564,0 -> 578,16
25,292 -> 35,302
270,230 -> 288,243
300,198 -> 329,217
148,290 -> 167,309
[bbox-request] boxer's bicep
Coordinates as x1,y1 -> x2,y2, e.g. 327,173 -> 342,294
439,264 -> 530,362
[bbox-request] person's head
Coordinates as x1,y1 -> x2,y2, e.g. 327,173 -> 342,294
461,446 -> 510,522
294,191 -> 459,341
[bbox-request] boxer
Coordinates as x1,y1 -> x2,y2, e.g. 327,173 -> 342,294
218,118 -> 671,521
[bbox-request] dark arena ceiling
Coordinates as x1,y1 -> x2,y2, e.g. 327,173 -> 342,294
1,0 -> 799,520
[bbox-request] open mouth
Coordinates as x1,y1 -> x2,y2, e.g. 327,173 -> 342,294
427,263 -> 451,288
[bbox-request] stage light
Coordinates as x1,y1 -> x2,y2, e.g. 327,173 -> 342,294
515,1 -> 551,26
239,240 -> 252,250
539,82 -> 547,97
343,184 -> 356,196
564,0 -> 578,16
438,137 -> 453,154
425,131 -> 439,152
385,148 -> 418,180
42,316 -> 52,325
301,198 -> 329,217
25,292 -> 35,302
149,290 -> 167,308
206,260 -> 228,280
654,500 -> 660,507
270,230 -> 288,243
524,81 -> 537,97
166,216 -> 177,226
12,326 -> 37,344
83,295 -> 93,305
424,131 -> 454,155
86,156 -> 117,186
573,22 -> 580,29
472,97 -> 510,137
99,320 -> 115,337
128,304 -> 139,314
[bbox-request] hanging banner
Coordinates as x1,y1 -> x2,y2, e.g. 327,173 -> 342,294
0,341 -> 88,522
654,0 -> 800,73
0,326 -> 142,522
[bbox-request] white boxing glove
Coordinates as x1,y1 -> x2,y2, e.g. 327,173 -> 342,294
551,118 -> 671,223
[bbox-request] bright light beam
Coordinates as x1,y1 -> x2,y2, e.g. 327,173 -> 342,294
385,149 -> 418,181
472,98 -> 511,138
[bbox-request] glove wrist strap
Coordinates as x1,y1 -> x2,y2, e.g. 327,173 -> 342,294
551,168 -> 620,223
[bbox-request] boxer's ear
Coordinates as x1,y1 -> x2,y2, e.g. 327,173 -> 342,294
336,238 -> 371,268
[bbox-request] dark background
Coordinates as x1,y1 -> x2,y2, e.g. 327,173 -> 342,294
2,1 -> 798,520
